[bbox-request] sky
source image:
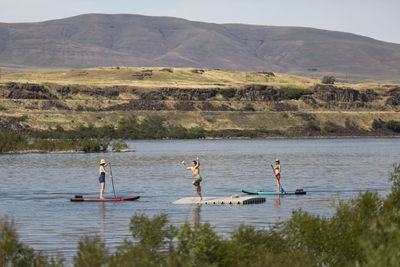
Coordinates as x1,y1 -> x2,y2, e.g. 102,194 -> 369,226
1,0 -> 399,44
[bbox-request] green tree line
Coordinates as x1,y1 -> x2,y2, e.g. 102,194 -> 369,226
32,114 -> 206,140
0,131 -> 109,153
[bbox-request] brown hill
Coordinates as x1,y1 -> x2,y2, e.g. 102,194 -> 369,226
1,13 -> 400,81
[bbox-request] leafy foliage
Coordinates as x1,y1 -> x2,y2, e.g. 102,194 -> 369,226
371,119 -> 400,133
243,103 -> 255,111
0,132 -> 109,153
219,88 -> 237,100
280,87 -> 313,100
73,237 -> 108,267
306,121 -> 320,131
111,140 -> 129,151
0,132 -> 28,152
321,75 -> 336,84
321,124 -> 337,133
385,120 -> 400,133
372,119 -> 384,129
0,216 -> 63,266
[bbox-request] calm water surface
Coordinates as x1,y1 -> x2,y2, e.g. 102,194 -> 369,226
1,138 -> 399,262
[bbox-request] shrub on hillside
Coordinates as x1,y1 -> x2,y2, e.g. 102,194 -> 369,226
372,119 -> 384,129
219,88 -> 236,100
243,103 -> 255,111
385,120 -> 400,133
321,124 -> 337,133
321,76 -> 336,84
307,121 -> 320,131
280,87 -> 313,100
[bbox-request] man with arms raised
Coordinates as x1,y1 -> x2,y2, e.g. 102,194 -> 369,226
181,156 -> 203,201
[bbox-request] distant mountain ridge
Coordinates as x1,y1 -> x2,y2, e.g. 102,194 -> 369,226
1,13 -> 400,80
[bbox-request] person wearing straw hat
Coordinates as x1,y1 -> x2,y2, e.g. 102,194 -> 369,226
99,159 -> 112,199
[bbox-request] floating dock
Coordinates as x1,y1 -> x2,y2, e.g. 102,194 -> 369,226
173,196 -> 265,205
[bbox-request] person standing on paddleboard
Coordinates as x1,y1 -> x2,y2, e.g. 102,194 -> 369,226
181,156 -> 203,201
272,159 -> 281,192
99,159 -> 112,199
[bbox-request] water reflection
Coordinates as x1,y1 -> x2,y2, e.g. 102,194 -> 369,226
192,204 -> 202,227
275,195 -> 281,222
100,202 -> 106,242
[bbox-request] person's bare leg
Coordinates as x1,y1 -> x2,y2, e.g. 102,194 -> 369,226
196,185 -> 202,201
100,182 -> 105,199
276,178 -> 280,192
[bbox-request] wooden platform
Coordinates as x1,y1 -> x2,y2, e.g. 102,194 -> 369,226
173,196 -> 266,205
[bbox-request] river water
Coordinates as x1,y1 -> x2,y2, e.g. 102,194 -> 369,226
1,138 -> 399,262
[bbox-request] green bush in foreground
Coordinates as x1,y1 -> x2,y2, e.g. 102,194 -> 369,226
3,163 -> 400,266
0,216 -> 63,266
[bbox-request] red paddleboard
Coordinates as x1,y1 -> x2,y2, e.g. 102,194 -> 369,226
70,196 -> 140,202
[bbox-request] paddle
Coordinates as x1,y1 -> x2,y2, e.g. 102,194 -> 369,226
108,162 -> 117,198
271,164 -> 284,193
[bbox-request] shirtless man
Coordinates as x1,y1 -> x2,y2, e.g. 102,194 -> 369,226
181,156 -> 203,201
272,159 -> 281,192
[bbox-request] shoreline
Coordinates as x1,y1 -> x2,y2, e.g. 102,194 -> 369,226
203,135 -> 400,140
1,149 -> 135,155
2,135 -> 399,154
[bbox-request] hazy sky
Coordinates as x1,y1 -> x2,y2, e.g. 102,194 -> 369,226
2,0 -> 399,44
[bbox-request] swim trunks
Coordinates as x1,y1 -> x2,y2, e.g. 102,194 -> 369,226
99,172 -> 105,183
193,177 -> 202,186
275,173 -> 280,180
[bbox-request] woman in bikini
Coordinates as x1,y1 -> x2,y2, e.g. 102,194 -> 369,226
99,159 -> 112,199
273,159 -> 281,192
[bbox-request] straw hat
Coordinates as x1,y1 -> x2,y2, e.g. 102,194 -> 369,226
99,159 -> 106,165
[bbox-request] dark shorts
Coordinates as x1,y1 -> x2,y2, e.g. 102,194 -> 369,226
275,174 -> 280,180
193,177 -> 202,186
99,173 -> 105,183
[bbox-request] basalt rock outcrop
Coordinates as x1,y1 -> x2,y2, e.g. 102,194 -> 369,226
56,86 -> 121,99
1,83 -> 56,99
385,87 -> 400,106
105,100 -> 170,111
0,82 -> 391,112
313,85 -> 377,102
0,116 -> 30,133
313,84 -> 378,108
236,85 -> 287,101
139,88 -> 218,101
